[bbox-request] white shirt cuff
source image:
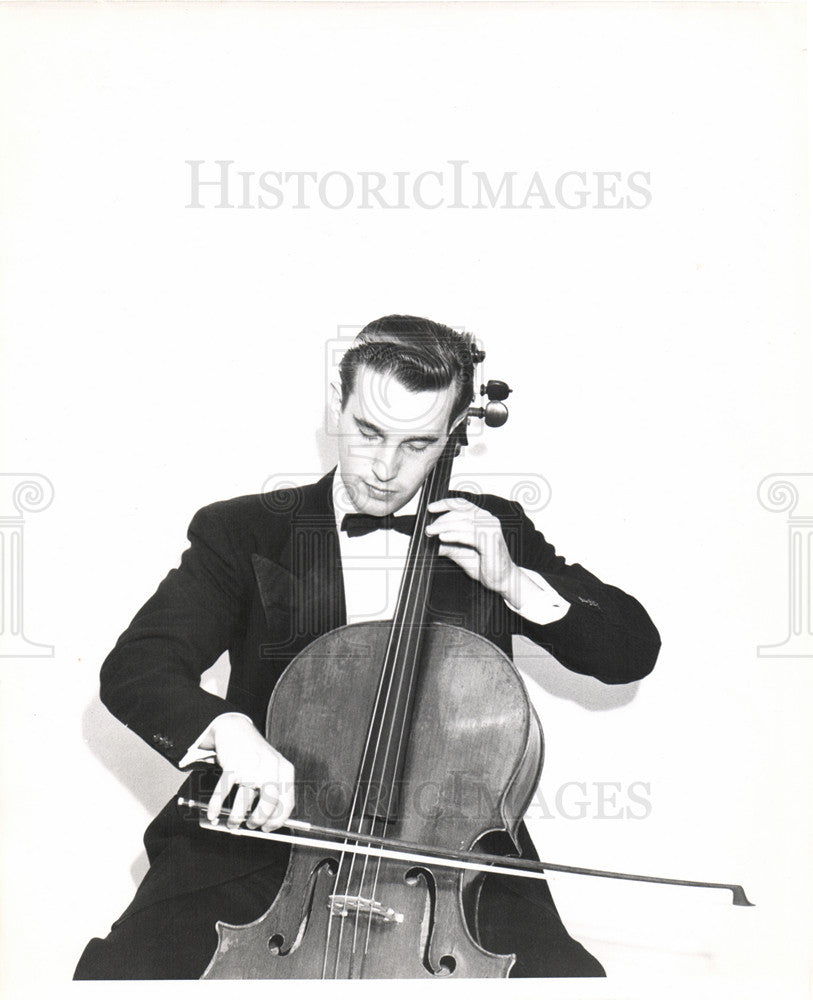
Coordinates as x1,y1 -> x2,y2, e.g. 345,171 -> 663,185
504,568 -> 571,626
178,711 -> 253,769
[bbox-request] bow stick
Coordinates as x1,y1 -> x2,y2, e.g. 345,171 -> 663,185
178,797 -> 754,907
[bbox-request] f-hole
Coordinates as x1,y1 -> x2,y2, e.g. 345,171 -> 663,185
404,866 -> 451,976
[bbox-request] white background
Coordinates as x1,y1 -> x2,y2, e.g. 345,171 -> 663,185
0,3 -> 810,1000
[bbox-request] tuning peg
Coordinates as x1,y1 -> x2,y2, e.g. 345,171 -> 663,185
483,401 -> 508,427
467,401 -> 509,427
480,380 -> 512,402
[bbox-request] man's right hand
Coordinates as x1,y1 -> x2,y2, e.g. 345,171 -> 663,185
204,714 -> 295,832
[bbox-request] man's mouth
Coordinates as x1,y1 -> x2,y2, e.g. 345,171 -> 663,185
364,482 -> 396,499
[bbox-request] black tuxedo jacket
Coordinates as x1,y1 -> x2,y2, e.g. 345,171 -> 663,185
99,469 -> 660,915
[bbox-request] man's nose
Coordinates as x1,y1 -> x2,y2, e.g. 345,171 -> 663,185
371,444 -> 399,482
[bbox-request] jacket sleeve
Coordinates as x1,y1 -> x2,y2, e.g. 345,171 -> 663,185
499,498 -> 661,684
99,503 -> 248,767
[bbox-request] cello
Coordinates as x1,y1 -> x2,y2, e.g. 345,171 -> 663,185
200,372 -> 546,978
184,372 -> 752,979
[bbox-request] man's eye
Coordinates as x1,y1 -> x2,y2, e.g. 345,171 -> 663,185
359,430 -> 379,441
405,441 -> 429,453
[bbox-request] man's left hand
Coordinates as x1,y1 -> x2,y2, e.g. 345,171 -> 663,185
426,497 -> 522,605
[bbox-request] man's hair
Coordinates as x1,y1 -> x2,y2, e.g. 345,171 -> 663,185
339,315 -> 478,428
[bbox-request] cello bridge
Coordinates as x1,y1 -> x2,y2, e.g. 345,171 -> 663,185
328,894 -> 404,924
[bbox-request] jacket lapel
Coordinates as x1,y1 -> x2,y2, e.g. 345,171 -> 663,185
252,469 -> 347,646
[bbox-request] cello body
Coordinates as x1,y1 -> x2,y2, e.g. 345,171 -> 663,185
203,620 -> 544,979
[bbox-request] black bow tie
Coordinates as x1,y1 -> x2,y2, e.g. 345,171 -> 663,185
341,512 -> 417,538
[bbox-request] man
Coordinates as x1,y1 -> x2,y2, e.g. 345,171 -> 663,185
75,315 -> 660,979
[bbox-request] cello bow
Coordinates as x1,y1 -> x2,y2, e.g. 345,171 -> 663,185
178,797 -> 754,907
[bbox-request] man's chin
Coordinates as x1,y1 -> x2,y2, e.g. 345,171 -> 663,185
357,496 -> 400,515
357,484 -> 406,514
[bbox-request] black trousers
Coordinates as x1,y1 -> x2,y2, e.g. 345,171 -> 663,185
74,861 -> 605,979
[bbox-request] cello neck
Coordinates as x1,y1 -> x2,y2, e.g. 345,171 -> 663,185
356,426 -> 464,824
392,427 -> 459,631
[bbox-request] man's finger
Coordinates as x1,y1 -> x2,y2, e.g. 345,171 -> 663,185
207,769 -> 236,823
438,543 -> 480,569
425,511 -> 472,532
247,773 -> 295,831
246,779 -> 282,830
427,497 -> 475,514
426,510 -> 497,535
227,783 -> 257,829
261,781 -> 296,833
428,526 -> 479,549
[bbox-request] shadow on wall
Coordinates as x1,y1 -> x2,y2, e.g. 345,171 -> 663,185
316,417 -> 337,472
82,653 -> 233,887
81,695 -> 182,886
80,648 -> 230,887
512,636 -> 640,711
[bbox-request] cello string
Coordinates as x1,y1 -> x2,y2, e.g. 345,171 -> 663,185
331,559 -> 429,972
326,420 -> 458,973
343,455 -> 443,971
359,441 -> 454,961
343,444 -> 448,968
321,613 -> 411,975
319,518 -> 418,975
350,358 -> 476,970
322,455 -> 445,976
322,455 -> 444,970
356,472 -> 437,960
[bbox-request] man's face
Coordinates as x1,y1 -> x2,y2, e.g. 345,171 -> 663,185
331,365 -> 461,515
